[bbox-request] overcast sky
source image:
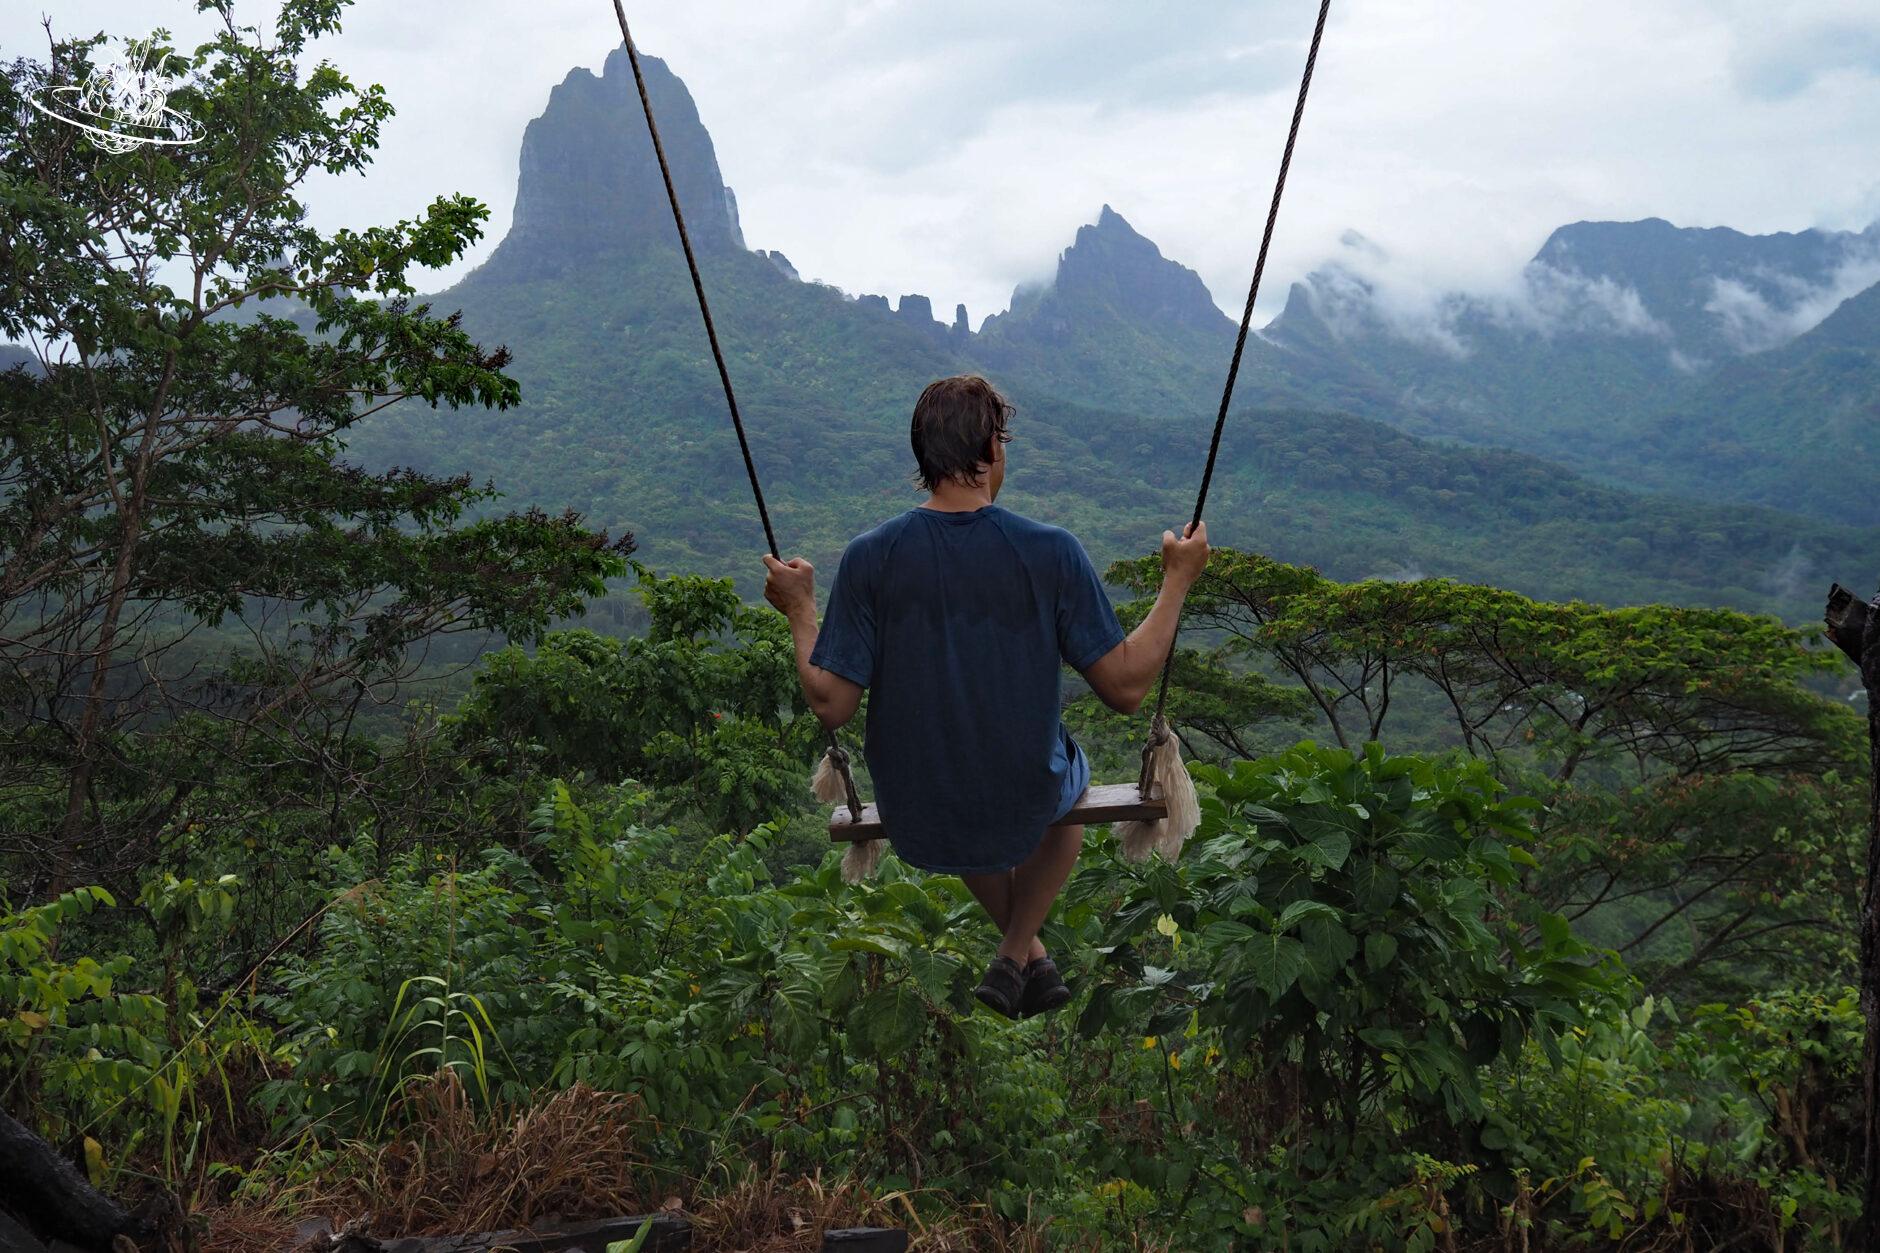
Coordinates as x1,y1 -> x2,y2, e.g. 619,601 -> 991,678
10,0 -> 1880,324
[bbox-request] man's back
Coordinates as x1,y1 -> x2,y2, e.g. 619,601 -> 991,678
810,504 -> 1123,874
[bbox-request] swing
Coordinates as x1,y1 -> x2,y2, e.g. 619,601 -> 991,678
609,0 -> 1333,875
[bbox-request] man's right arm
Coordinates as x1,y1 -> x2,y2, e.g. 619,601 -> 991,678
763,554 -> 864,729
1082,522 -> 1209,715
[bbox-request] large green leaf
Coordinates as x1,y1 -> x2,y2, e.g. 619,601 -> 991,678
1277,899 -> 1343,931
849,981 -> 926,1059
1245,932 -> 1307,1000
1301,915 -> 1358,979
1293,824 -> 1352,871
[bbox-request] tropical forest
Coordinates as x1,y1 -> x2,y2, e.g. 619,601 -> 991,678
4,3 -> 1880,1251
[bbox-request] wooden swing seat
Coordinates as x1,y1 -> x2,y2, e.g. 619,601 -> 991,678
828,781 -> 1166,842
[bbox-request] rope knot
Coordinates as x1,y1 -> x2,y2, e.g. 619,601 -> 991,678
1138,714 -> 1174,796
822,736 -> 863,822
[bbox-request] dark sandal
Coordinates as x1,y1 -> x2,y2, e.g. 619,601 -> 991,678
1019,956 -> 1071,1018
974,955 -> 1027,1019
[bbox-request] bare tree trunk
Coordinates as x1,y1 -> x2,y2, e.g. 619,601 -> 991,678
54,514 -> 140,894
0,1107 -> 150,1251
53,359 -> 172,896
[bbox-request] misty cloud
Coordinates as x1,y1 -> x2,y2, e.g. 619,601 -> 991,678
1502,266 -> 1671,341
1293,211 -> 1880,364
1761,542 -> 1814,605
1294,233 -> 1671,357
1703,247 -> 1880,352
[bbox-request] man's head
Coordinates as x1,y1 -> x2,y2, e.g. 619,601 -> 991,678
910,375 -> 1013,498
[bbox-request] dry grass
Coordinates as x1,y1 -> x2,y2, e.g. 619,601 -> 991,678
358,1072 -> 648,1232
202,1074 -> 649,1252
198,1076 -> 1067,1253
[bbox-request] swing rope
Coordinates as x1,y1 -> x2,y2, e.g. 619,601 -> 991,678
611,1 -> 863,822
1145,0 -> 1333,740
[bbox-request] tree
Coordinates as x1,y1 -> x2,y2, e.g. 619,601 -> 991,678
0,3 -> 632,900
1110,547 -> 1864,998
452,565 -> 820,834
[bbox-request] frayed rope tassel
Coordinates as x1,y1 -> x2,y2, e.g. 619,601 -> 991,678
841,837 -> 886,883
1116,715 -> 1199,863
811,744 -> 850,804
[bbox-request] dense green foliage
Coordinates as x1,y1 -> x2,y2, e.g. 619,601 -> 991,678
3,551 -> 1868,1247
452,566 -> 823,837
4,729 -> 1865,1248
1099,548 -> 1864,1000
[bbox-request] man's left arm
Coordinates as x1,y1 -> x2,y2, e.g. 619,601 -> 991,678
763,554 -> 864,729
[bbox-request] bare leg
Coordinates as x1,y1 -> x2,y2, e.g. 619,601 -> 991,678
997,823 -> 1084,964
961,871 -> 1013,930
960,871 -> 1046,963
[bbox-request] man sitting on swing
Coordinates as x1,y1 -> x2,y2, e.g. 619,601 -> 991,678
763,375 -> 1209,1018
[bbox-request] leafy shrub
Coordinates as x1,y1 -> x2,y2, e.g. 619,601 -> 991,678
1676,989 -> 1863,1247
260,787 -> 1081,1215
450,566 -> 821,833
1075,741 -> 1615,1132
1,881 -> 285,1182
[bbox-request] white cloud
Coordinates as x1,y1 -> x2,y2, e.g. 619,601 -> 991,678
1702,246 -> 1880,352
7,0 -> 1880,326
1295,233 -> 1671,355
1509,267 -> 1671,341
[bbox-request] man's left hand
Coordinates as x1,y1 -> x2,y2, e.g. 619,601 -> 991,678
763,554 -> 816,618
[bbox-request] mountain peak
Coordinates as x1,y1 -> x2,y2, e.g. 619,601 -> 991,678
1046,207 -> 1226,332
483,49 -> 743,276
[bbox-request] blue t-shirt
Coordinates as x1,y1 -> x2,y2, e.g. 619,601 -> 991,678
810,505 -> 1126,874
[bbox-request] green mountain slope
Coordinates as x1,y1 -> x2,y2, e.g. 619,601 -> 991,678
344,50 -> 1871,620
1616,281 -> 1880,520
975,206 -> 1241,415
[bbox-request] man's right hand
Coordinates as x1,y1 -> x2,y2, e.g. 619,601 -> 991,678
1161,521 -> 1209,589
763,554 -> 817,619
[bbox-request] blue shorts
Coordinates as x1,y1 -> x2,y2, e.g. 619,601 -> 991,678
1051,734 -> 1093,826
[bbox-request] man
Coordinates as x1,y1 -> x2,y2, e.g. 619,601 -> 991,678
763,375 -> 1209,1018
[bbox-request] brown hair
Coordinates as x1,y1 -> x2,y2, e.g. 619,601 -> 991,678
909,375 -> 1013,492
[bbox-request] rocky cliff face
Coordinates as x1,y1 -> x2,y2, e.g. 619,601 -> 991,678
480,47 -> 744,278
972,206 -> 1251,415
990,205 -> 1229,339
